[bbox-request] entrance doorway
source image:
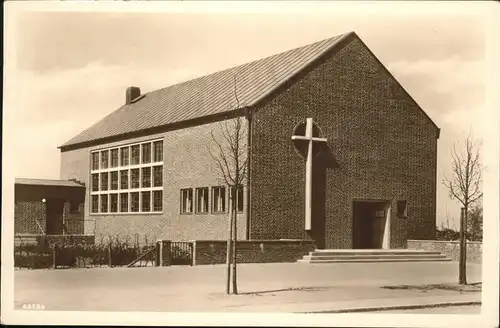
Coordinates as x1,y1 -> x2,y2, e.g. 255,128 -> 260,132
352,200 -> 390,249
46,198 -> 65,235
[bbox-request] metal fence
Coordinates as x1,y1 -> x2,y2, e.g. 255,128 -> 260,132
170,241 -> 193,266
14,238 -> 156,269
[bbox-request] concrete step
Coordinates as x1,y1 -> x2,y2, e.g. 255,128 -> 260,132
298,249 -> 452,263
301,254 -> 449,261
309,250 -> 442,256
298,257 -> 453,263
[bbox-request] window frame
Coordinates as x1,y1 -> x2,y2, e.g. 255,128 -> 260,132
89,138 -> 164,215
180,188 -> 194,214
211,186 -> 226,214
397,200 -> 408,218
195,187 -> 209,214
230,185 -> 244,213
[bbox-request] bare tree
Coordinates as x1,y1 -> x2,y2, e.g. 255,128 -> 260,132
443,130 -> 482,284
207,76 -> 248,294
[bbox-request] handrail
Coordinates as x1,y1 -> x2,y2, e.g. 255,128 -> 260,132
126,246 -> 156,267
35,219 -> 45,235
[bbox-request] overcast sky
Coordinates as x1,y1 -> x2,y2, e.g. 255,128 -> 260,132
4,2 -> 489,229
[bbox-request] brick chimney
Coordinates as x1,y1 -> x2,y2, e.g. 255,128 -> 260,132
126,86 -> 141,105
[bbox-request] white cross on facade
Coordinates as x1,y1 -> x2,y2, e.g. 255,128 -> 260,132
291,118 -> 328,231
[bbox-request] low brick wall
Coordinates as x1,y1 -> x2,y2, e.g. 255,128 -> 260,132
408,239 -> 482,264
15,234 -> 95,246
192,239 -> 315,265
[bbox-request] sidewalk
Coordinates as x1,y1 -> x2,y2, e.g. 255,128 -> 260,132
213,293 -> 481,313
14,262 -> 483,312
185,283 -> 482,313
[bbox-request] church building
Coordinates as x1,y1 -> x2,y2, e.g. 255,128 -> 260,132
59,31 -> 439,249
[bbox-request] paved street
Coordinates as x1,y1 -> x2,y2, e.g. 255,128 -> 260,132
14,261 -> 482,312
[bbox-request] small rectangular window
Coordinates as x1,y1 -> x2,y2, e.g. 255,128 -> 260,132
236,186 -> 244,212
91,173 -> 99,192
91,195 -> 99,213
120,170 -> 128,189
131,169 -> 140,189
153,140 -> 163,162
142,143 -> 151,164
110,194 -> 118,213
100,172 -> 109,191
397,200 -> 407,218
131,192 -> 139,212
212,186 -> 226,213
230,185 -> 244,212
180,188 -> 193,214
100,194 -> 108,213
141,191 -> 151,212
131,145 -> 140,165
153,166 -> 163,187
141,167 -> 151,188
120,147 -> 129,166
153,190 -> 163,212
110,171 -> 118,190
111,149 -> 119,168
101,150 -> 109,169
91,153 -> 99,171
120,193 -> 129,212
196,187 -> 209,213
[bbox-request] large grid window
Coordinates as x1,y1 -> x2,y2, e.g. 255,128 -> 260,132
91,195 -> 99,213
101,150 -> 109,169
153,191 -> 163,212
153,141 -> 163,162
110,194 -> 118,213
90,139 -> 164,214
92,153 -> 99,171
120,193 -> 129,212
110,171 -> 118,190
91,174 -> 99,192
111,149 -> 119,168
142,143 -> 151,164
120,147 -> 129,166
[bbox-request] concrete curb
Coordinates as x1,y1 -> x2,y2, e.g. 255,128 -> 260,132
303,301 -> 482,313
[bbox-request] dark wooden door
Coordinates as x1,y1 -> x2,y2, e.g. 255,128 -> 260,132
46,199 -> 65,235
353,201 -> 387,249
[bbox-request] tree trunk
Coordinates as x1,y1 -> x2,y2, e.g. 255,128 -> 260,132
459,207 -> 467,285
232,188 -> 238,295
226,196 -> 233,294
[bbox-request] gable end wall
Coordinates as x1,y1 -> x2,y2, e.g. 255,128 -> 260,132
250,36 -> 438,248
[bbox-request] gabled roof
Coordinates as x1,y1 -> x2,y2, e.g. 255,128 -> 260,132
15,178 -> 85,188
60,32 -> 351,150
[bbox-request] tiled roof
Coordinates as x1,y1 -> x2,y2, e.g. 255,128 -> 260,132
61,32 -> 350,149
15,178 -> 85,188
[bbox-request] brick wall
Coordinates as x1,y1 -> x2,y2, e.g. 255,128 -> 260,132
192,239 -> 315,265
14,200 -> 46,234
60,120 -> 248,244
408,240 -> 482,264
250,34 -> 438,249
15,184 -> 86,235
